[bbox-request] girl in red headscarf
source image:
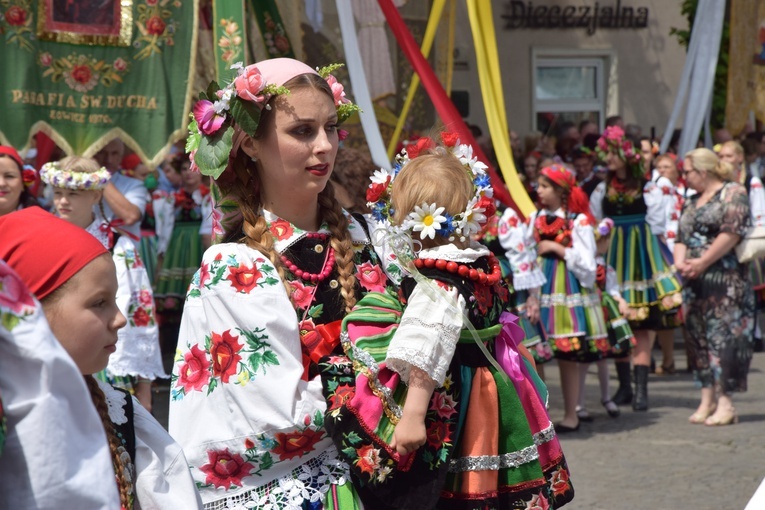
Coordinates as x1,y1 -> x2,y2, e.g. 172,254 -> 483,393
513,164 -> 607,432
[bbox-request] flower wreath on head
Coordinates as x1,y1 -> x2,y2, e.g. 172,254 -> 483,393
39,161 -> 111,190
186,61 -> 360,179
595,126 -> 643,178
366,132 -> 495,243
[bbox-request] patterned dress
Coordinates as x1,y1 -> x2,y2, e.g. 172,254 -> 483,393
678,182 -> 755,393
590,177 -> 683,330
322,243 -> 574,510
508,208 -> 607,362
154,186 -> 213,316
480,207 -> 553,364
169,211 -> 396,509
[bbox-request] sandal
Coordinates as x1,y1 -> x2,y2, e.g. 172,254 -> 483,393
576,406 -> 594,422
689,404 -> 716,424
602,399 -> 620,418
655,362 -> 676,376
704,408 -> 738,426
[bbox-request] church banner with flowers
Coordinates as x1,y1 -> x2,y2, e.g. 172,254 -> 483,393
0,0 -> 197,166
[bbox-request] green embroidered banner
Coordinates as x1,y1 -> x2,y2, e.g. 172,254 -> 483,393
248,0 -> 295,59
0,0 -> 198,166
212,0 -> 247,84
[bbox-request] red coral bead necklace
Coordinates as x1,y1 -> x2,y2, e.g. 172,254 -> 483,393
413,254 -> 502,286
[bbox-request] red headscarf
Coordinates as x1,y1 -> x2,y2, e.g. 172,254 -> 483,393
0,207 -> 108,299
540,164 -> 595,224
0,145 -> 23,170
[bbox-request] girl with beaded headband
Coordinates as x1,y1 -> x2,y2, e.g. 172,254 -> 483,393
40,156 -> 167,412
590,126 -> 682,412
323,135 -> 574,509
169,58 -> 396,509
507,164 -> 608,433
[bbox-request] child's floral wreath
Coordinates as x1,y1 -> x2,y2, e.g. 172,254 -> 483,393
366,132 -> 495,242
186,62 -> 360,179
595,126 -> 643,178
40,161 -> 111,190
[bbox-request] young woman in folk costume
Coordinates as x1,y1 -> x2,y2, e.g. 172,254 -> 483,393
40,156 -> 166,412
323,136 -> 574,510
0,208 -> 202,509
168,58 -> 397,509
590,127 -> 682,411
510,164 -> 607,432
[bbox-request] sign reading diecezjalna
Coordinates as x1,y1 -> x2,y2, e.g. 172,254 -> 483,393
0,0 -> 197,165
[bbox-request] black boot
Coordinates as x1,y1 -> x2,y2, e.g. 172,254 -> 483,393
611,361 -> 633,405
633,365 -> 649,411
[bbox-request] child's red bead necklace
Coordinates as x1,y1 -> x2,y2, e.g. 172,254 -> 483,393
413,254 -> 502,286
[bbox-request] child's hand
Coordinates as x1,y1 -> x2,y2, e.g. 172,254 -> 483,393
617,297 -> 629,317
536,240 -> 565,258
390,414 -> 427,455
526,295 -> 540,324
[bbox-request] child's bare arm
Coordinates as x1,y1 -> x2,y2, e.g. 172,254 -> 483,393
390,366 -> 436,455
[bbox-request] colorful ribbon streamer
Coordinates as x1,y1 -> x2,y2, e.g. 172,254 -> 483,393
466,1 -> 536,218
386,0 -> 448,161
336,0 -> 391,169
376,0 -> 515,209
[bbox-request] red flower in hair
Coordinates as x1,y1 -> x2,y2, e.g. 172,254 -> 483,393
441,132 -> 459,147
405,137 -> 435,159
22,168 -> 36,189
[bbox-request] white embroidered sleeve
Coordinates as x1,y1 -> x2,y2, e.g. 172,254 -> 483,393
564,214 -> 597,289
385,282 -> 465,386
748,177 -> 765,227
153,193 -> 175,255
605,265 -> 621,300
590,181 -> 606,222
498,208 -> 546,290
644,179 -> 670,235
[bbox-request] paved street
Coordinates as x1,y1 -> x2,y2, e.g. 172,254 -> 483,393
154,340 -> 765,510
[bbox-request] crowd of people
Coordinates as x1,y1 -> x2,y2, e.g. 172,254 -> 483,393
0,56 -> 762,509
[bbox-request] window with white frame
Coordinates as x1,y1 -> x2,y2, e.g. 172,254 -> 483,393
532,52 -> 608,136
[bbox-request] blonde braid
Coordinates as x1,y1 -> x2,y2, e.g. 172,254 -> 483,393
84,375 -> 131,508
319,183 -> 357,313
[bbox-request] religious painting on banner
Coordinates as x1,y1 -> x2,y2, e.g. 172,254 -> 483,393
0,0 -> 197,167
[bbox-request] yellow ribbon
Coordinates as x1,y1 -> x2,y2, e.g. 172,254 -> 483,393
386,0 -> 449,161
466,1 -> 536,217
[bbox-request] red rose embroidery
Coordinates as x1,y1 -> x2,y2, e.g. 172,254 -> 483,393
526,492 -> 551,510
244,438 -> 255,450
593,337 -> 611,353
269,218 -> 294,240
271,428 -> 324,461
355,262 -> 387,292
328,384 -> 354,411
131,307 -> 151,327
138,289 -> 153,307
429,391 -> 457,419
0,262 -> 36,314
355,444 -> 382,475
474,283 -> 492,314
508,215 -> 519,227
198,262 -> 211,287
71,65 -> 92,85
550,466 -> 571,497
146,15 -> 166,35
426,420 -> 452,448
555,338 -> 573,353
176,345 -> 211,392
210,329 -> 243,383
200,448 -> 253,489
4,6 -> 27,26
298,318 -> 322,351
289,280 -> 314,309
227,263 -> 262,293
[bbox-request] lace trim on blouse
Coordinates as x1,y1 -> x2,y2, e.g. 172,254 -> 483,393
203,448 -> 350,510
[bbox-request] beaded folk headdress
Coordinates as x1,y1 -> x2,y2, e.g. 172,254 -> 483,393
187,58 -> 359,180
40,161 -> 111,190
595,126 -> 643,178
366,132 -> 495,242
